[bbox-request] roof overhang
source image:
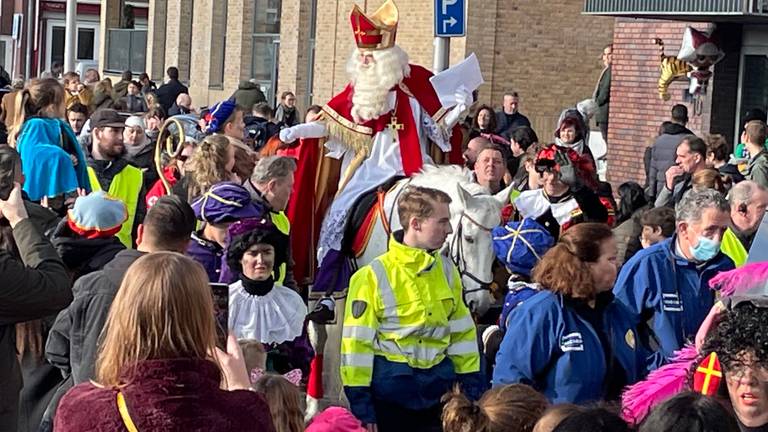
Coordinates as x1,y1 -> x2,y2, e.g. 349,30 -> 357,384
583,0 -> 768,23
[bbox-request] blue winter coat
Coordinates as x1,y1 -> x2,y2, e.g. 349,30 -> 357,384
493,291 -> 658,404
16,118 -> 90,201
612,236 -> 734,359
186,231 -> 228,283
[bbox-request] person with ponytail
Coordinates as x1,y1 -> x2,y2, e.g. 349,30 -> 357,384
442,383 -> 548,432
8,78 -> 89,211
493,223 -> 661,404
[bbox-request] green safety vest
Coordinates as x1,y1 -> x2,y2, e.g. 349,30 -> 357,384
87,165 -> 143,248
270,211 -> 290,285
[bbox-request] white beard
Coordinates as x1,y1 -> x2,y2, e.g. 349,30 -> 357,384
348,46 -> 410,123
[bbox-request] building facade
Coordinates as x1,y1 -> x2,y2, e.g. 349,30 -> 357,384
584,0 -> 768,189
101,0 -> 613,135
2,0 -> 148,80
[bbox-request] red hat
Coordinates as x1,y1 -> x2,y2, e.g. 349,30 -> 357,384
350,0 -> 398,51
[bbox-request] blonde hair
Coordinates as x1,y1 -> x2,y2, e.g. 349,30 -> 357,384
442,384 -> 548,432
94,252 -> 218,387
8,78 -> 65,147
253,374 -> 304,432
692,168 -> 726,194
186,134 -> 232,199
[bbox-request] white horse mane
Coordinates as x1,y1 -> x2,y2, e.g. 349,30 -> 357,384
410,164 -> 487,197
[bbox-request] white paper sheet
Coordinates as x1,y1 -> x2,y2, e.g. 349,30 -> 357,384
429,53 -> 485,109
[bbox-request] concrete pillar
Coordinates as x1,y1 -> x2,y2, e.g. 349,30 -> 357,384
146,0 -> 168,81
164,0 -> 193,82
98,0 -> 121,76
278,0 -> 313,114
222,0 -> 254,94
63,0 -> 77,73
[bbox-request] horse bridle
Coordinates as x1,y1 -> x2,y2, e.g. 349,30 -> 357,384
450,211 -> 495,296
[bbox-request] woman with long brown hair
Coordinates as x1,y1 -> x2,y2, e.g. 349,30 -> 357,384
442,383 -> 548,432
8,78 -> 89,211
53,252 -> 275,431
493,223 -> 660,404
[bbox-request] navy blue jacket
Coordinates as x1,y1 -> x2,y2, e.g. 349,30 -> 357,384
612,236 -> 734,358
492,291 -> 658,404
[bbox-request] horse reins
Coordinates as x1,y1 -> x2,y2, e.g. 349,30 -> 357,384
451,211 -> 495,296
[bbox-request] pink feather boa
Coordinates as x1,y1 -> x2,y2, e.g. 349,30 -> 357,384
709,261 -> 768,297
620,344 -> 699,425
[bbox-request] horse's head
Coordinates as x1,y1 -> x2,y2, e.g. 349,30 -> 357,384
448,183 -> 510,317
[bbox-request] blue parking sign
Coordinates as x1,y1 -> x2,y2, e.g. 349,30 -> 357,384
435,0 -> 465,37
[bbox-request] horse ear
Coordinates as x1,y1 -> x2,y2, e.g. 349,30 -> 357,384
493,184 -> 514,206
456,183 -> 474,207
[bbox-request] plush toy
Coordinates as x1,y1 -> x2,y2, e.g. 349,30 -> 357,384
654,26 -> 725,101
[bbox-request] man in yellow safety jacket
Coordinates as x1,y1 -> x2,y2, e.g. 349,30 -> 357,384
341,186 -> 484,431
244,155 -> 297,290
721,180 -> 768,266
86,109 -> 146,248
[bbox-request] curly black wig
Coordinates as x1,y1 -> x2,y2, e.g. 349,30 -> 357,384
704,301 -> 768,371
226,225 -> 289,277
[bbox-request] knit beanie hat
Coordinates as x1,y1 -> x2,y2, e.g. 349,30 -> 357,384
492,218 -> 554,277
204,99 -> 237,134
306,407 -> 366,432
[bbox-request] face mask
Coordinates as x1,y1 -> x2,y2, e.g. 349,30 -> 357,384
689,236 -> 721,262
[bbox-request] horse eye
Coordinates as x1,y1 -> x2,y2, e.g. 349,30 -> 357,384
463,235 -> 475,244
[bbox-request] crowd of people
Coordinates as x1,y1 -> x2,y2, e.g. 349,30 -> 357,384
1,34 -> 768,432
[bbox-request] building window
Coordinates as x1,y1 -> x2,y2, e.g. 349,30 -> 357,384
251,0 -> 281,103
51,26 -> 65,69
77,28 -> 95,60
106,29 -> 147,73
0,40 -> 6,69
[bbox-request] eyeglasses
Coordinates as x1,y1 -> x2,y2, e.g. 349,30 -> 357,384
724,363 -> 768,383
177,155 -> 189,162
535,166 -> 556,175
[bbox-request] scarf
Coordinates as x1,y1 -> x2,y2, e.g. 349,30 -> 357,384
555,137 -> 585,155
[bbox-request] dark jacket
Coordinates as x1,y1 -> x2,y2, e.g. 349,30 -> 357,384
647,122 -> 693,201
493,291 -> 660,403
120,95 -> 148,113
494,110 -> 531,136
53,358 -> 276,432
46,249 -> 145,386
167,103 -> 192,117
613,206 -> 647,268
124,143 -> 158,187
50,219 -> 125,281
746,149 -> 768,189
141,81 -> 157,95
187,231 -> 226,283
612,236 -> 734,358
0,219 -> 72,431
274,104 -> 299,127
594,68 -> 612,125
233,81 -> 267,111
156,79 -> 189,113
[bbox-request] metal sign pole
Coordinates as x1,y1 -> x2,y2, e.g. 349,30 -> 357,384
433,37 -> 450,73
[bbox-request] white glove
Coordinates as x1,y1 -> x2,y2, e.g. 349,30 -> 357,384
442,85 -> 473,129
454,85 -> 473,113
279,122 -> 327,143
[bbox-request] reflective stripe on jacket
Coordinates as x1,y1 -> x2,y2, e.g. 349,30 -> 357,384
341,235 -> 479,389
87,165 -> 143,248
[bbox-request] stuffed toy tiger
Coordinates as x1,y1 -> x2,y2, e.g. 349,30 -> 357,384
655,38 -> 691,101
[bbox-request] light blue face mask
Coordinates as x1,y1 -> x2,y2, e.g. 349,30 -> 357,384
689,236 -> 721,262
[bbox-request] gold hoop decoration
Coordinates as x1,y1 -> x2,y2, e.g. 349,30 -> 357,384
154,117 -> 187,195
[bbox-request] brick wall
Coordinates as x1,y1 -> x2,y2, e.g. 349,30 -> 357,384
607,19 -> 713,189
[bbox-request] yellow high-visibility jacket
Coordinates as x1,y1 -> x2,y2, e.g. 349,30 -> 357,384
721,227 -> 748,268
341,235 -> 480,389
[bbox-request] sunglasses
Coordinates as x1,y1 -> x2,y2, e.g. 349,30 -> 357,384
178,155 -> 189,162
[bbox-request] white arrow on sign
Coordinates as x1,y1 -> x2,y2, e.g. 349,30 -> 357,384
441,0 -> 458,14
442,16 -> 457,33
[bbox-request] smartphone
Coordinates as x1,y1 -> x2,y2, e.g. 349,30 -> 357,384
210,283 -> 230,348
0,155 -> 16,201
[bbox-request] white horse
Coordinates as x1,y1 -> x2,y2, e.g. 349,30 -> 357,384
307,164 -> 510,416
